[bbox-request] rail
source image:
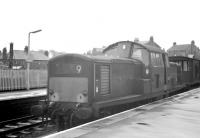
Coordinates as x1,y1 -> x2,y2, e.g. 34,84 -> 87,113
0,115 -> 53,137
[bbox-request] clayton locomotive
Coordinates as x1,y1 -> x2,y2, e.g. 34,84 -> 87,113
31,36 -> 200,130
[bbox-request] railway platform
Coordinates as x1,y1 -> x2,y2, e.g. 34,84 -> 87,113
0,89 -> 47,101
44,87 -> 200,138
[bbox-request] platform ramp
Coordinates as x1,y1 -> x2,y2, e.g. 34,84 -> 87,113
0,89 -> 47,101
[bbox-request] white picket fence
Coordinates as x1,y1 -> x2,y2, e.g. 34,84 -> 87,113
0,69 -> 47,91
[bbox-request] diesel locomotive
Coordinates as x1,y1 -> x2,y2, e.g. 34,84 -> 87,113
31,37 -> 200,130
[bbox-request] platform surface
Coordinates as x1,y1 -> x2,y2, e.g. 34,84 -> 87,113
44,87 -> 200,138
0,89 -> 47,101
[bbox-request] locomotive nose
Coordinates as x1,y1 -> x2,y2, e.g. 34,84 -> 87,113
49,77 -> 88,103
49,89 -> 60,101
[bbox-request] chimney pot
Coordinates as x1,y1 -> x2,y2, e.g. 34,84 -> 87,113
150,36 -> 154,42
24,46 -> 28,54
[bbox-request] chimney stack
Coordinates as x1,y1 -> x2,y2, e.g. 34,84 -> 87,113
191,40 -> 195,45
9,43 -> 14,68
150,36 -> 154,42
24,46 -> 28,54
173,42 -> 176,46
134,38 -> 139,42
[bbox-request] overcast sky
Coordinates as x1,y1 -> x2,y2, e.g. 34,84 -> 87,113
0,0 -> 200,54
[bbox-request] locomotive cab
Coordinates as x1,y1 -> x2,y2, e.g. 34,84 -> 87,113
103,37 -> 169,95
103,37 -> 177,98
103,40 -> 151,95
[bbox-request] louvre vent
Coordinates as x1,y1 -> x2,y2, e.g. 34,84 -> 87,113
100,65 -> 110,94
95,64 -> 110,95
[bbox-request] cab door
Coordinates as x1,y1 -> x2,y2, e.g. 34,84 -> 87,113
162,53 -> 168,89
150,52 -> 165,93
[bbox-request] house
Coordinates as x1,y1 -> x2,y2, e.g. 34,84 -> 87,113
167,41 -> 200,59
48,50 -> 65,58
91,48 -> 105,56
86,47 -> 106,56
27,51 -> 49,69
0,50 -> 49,69
0,61 -> 8,69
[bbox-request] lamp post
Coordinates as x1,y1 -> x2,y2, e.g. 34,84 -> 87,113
27,29 -> 42,90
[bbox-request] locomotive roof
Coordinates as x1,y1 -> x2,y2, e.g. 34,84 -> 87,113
103,37 -> 165,54
49,53 -> 93,62
49,53 -> 142,64
92,55 -> 142,64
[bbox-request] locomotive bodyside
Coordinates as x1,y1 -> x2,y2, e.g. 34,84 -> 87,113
93,58 -> 143,101
47,53 -> 145,121
92,58 -> 145,117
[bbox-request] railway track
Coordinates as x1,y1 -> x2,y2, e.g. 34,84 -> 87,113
0,115 -> 54,138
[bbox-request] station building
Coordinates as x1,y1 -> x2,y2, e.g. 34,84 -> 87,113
167,40 -> 200,59
0,50 -> 49,70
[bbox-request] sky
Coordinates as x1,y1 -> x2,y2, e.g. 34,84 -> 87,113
0,0 -> 200,54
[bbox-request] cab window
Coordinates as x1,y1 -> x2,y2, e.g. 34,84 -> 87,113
183,61 -> 190,71
151,52 -> 164,67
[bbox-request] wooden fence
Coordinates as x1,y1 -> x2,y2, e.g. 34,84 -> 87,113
0,69 -> 47,91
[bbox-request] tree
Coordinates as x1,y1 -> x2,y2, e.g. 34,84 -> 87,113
2,47 -> 7,60
2,47 -> 7,64
86,50 -> 92,55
